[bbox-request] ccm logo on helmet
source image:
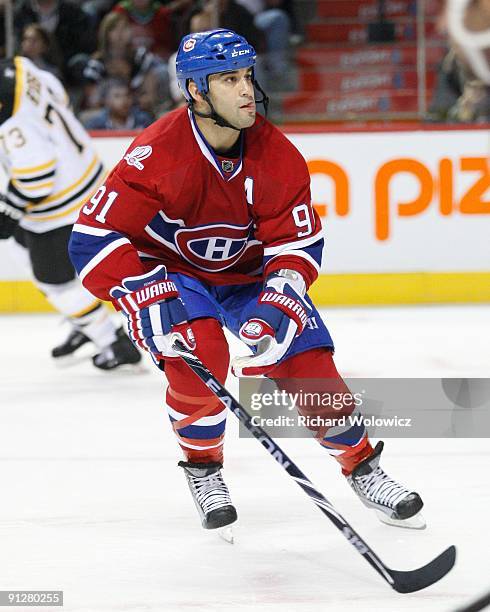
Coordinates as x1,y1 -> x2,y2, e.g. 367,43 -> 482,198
175,223 -> 254,272
231,49 -> 250,57
183,38 -> 196,52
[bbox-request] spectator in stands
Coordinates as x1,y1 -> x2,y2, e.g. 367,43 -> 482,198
83,77 -> 154,129
20,23 -> 62,78
427,49 -> 469,121
81,11 -> 170,118
427,0 -> 490,122
82,0 -> 118,28
14,0 -> 96,82
235,0 -> 293,88
112,0 -> 192,60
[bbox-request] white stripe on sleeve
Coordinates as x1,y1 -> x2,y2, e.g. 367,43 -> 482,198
79,238 -> 130,282
263,234 -> 322,256
73,223 -> 113,237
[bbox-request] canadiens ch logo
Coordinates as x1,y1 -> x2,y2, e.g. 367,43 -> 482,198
183,38 -> 196,52
124,145 -> 152,170
175,223 -> 253,272
242,320 -> 265,338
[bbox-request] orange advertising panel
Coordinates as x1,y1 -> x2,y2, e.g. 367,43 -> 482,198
291,129 -> 489,273
308,155 -> 489,241
0,127 -> 488,309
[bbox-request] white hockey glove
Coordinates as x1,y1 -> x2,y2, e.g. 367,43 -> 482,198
110,265 -> 195,360
231,269 -> 311,377
0,194 -> 24,239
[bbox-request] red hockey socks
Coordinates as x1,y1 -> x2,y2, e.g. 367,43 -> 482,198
269,348 -> 373,475
163,318 -> 230,464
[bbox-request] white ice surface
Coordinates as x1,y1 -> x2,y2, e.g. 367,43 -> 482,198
0,306 -> 489,612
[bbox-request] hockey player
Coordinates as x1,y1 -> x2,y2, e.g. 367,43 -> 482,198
69,30 -> 424,530
0,57 -> 141,370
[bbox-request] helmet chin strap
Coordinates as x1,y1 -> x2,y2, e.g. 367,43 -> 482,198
192,93 -> 241,131
189,79 -> 270,132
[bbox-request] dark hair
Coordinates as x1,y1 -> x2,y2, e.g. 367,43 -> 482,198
101,77 -> 130,100
22,23 -> 51,49
21,23 -> 62,72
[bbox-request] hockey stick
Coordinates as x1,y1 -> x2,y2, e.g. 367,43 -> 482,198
454,589 -> 490,612
172,338 -> 456,593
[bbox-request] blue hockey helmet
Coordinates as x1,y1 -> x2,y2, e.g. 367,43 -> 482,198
176,29 -> 257,101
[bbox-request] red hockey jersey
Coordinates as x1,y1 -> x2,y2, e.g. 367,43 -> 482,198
69,108 -> 324,301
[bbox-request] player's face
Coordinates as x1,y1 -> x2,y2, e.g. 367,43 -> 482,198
207,67 -> 256,128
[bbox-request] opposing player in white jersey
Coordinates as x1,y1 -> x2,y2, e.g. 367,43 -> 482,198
0,57 -> 141,369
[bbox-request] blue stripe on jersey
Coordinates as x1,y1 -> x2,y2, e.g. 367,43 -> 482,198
168,416 -> 226,440
68,229 -> 124,276
322,421 -> 366,448
303,237 -> 324,266
146,212 -> 181,245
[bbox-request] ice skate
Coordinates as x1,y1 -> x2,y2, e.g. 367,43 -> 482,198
347,441 -> 425,529
92,327 -> 142,371
179,461 -> 237,532
51,328 -> 91,359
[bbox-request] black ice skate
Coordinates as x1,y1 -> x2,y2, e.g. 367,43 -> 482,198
178,461 -> 237,534
51,328 -> 90,358
92,327 -> 142,370
347,441 -> 425,529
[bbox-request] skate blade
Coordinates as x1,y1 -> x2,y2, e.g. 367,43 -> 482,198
95,362 -> 148,375
218,525 -> 234,544
52,349 -> 95,368
376,510 -> 426,530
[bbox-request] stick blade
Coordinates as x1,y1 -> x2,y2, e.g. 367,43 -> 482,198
389,545 -> 456,593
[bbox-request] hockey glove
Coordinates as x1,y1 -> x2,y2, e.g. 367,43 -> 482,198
232,269 -> 311,377
0,194 -> 24,239
110,265 -> 195,360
